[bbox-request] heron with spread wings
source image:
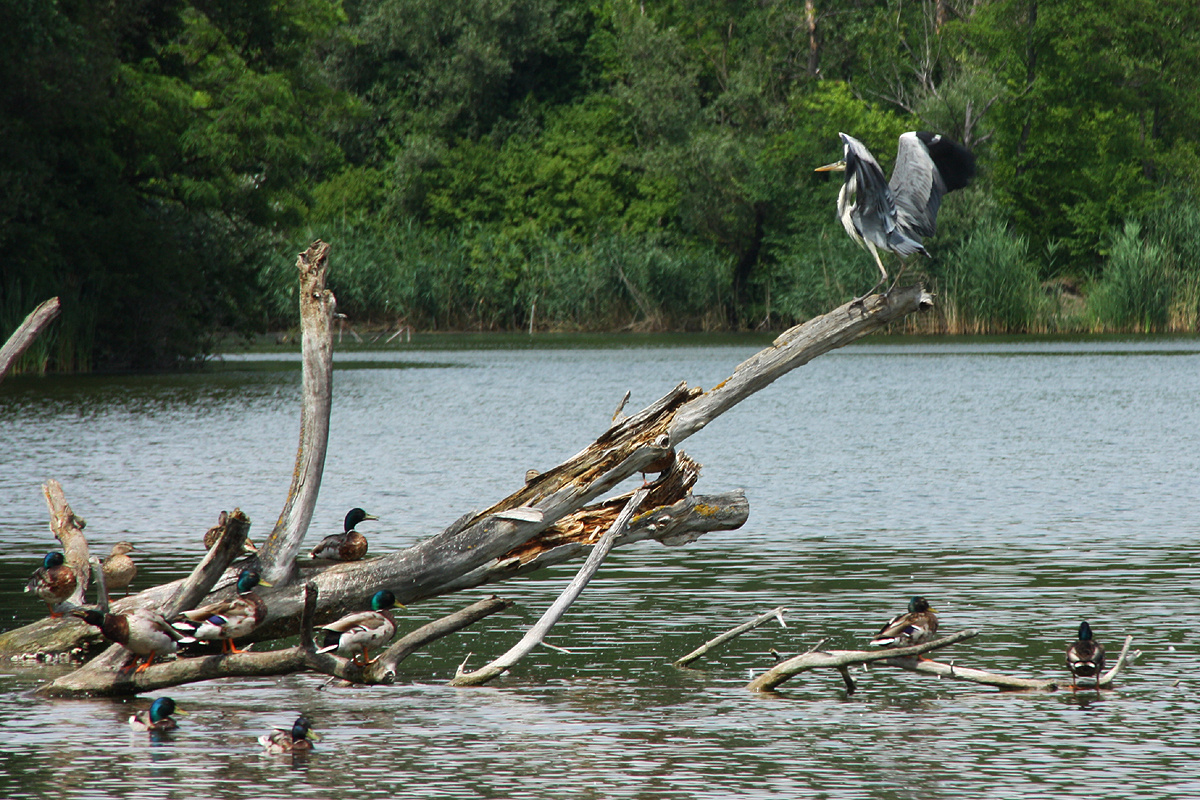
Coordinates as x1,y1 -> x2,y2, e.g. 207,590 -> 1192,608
816,131 -> 976,301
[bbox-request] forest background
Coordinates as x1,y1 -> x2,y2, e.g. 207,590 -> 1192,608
3,0 -> 1199,372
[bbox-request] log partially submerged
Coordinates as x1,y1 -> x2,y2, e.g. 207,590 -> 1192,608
745,632 -> 1137,694
7,239 -> 935,695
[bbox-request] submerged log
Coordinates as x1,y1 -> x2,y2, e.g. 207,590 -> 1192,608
12,259 -> 933,694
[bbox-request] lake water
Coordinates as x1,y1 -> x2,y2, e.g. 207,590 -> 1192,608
1,335 -> 1199,799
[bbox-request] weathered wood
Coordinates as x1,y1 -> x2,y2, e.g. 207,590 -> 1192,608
257,241 -> 336,585
674,607 -> 788,668
14,279 -> 933,692
880,655 -> 1059,691
0,296 -> 61,381
449,486 -> 652,686
746,629 -> 979,691
43,480 -> 90,611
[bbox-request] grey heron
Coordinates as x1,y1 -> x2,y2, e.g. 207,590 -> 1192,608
815,131 -> 975,300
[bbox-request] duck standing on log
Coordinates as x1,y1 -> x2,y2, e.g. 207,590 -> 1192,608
172,568 -> 272,654
308,508 -> 378,561
72,607 -> 193,673
870,596 -> 939,647
1066,621 -> 1106,690
316,589 -> 405,665
102,541 -> 137,598
25,551 -> 77,618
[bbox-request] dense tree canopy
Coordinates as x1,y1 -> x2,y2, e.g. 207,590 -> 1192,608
3,0 -> 1199,371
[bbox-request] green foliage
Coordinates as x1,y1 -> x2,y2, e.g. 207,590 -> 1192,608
944,218 -> 1042,333
1089,221 -> 1172,332
8,0 -> 1200,371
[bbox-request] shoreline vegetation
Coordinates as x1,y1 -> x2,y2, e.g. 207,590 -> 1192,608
4,1 -> 1199,374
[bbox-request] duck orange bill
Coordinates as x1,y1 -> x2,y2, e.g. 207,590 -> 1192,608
815,160 -> 847,172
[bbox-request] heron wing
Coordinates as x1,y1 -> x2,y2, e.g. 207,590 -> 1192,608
889,132 -> 945,240
839,133 -> 899,248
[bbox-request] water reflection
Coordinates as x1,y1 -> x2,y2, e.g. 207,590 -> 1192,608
1,338 -> 1199,798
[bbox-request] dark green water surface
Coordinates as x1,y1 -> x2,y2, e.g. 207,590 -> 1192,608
1,337 -> 1198,799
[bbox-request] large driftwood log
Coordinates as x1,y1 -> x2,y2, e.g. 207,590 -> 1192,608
0,296 -> 61,381
257,241 -> 335,585
19,274 -> 932,694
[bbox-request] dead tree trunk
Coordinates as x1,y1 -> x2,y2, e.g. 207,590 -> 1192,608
0,296 -> 61,381
5,241 -> 932,695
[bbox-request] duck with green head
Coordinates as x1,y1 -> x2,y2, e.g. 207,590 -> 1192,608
316,589 -> 405,665
129,697 -> 183,732
1066,621 -> 1106,690
308,508 -> 378,561
870,596 -> 939,647
259,716 -> 319,753
72,607 -> 193,673
25,551 -> 77,618
172,568 -> 272,654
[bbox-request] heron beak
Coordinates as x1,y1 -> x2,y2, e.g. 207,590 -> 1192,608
815,160 -> 847,173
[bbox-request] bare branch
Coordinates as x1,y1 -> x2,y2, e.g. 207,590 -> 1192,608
258,241 -> 336,585
747,629 -> 978,691
674,607 -> 788,668
0,297 -> 61,381
450,487 -> 652,686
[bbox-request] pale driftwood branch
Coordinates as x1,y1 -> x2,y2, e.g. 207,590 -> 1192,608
258,241 -> 336,585
881,655 -> 1058,691
1099,635 -> 1136,688
747,629 -> 979,692
674,607 -> 788,668
450,486 -> 652,686
669,286 -> 931,443
43,480 -> 90,611
0,297 -> 61,381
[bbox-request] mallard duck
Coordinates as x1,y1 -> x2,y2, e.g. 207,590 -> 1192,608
72,607 -> 192,673
259,716 -> 318,753
1066,621 -> 1106,689
203,510 -> 258,555
172,568 -> 272,654
307,508 -> 378,561
102,542 -> 137,598
129,697 -> 182,732
870,596 -> 939,647
25,551 -> 77,617
315,589 -> 405,665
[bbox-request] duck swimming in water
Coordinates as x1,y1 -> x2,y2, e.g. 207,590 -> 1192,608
308,508 -> 378,561
870,596 -> 939,648
25,551 -> 78,618
259,716 -> 319,753
172,568 -> 272,654
129,697 -> 183,732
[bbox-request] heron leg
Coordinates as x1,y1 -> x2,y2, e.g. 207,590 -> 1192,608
885,259 -> 910,296
850,245 -> 888,308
